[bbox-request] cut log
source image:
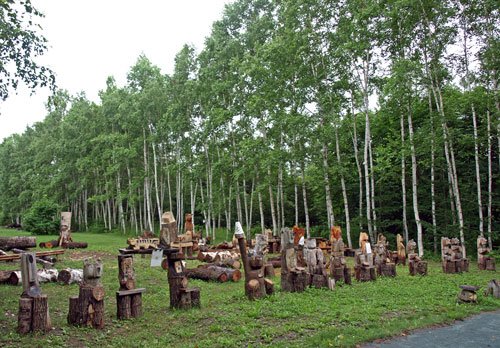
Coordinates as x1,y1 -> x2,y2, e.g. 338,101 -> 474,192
39,240 -> 59,249
246,279 -> 261,300
58,269 -> 83,285
0,236 -> 36,250
17,297 -> 33,334
0,270 -> 17,284
0,249 -> 7,256
197,264 -> 241,282
37,269 -> 58,283
185,267 -> 228,282
264,278 -> 274,295
31,295 -> 50,332
62,242 -> 88,249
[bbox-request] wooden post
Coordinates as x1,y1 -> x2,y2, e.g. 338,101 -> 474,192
160,212 -> 178,247
116,255 -> 144,319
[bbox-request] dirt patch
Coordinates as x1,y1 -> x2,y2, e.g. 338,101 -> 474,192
67,250 -> 111,261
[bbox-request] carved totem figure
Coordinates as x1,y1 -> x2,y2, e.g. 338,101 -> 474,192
354,232 -> 376,281
373,234 -> 396,277
59,211 -> 72,246
280,227 -> 309,292
407,239 -> 427,276
116,255 -> 145,319
396,234 -> 406,265
68,258 -> 105,329
477,236 -> 495,271
329,226 -> 351,285
160,212 -> 177,247
441,237 -> 469,273
304,238 -> 330,289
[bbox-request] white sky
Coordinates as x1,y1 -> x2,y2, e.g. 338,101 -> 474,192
0,0 -> 233,141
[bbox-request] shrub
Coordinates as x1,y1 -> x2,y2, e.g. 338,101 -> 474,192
23,198 -> 60,235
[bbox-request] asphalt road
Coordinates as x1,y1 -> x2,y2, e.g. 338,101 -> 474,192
364,310 -> 500,348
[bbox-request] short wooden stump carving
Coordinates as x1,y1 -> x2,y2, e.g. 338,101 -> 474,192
116,255 -> 145,319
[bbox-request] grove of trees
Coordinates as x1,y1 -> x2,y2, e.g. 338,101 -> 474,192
0,0 -> 498,257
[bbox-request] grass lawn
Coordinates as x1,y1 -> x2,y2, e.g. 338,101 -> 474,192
0,228 -> 498,347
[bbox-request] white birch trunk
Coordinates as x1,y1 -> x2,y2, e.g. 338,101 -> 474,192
400,114 -> 409,244
301,163 -> 310,238
322,143 -> 335,229
335,127 -> 352,248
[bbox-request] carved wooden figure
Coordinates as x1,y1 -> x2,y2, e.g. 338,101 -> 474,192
329,226 -> 351,285
116,255 -> 145,319
280,227 -> 309,292
354,232 -> 376,282
17,253 -> 51,334
458,285 -> 480,303
236,222 -> 274,300
304,238 -> 330,288
441,237 -> 469,273
477,236 -> 495,271
165,248 -> 200,309
396,234 -> 406,266
407,239 -> 427,276
484,280 -> 500,298
160,212 -> 178,247
373,234 -> 396,277
68,258 -> 105,329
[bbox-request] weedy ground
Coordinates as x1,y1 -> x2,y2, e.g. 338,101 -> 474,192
0,228 -> 498,347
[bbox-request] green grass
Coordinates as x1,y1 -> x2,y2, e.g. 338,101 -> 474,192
0,228 -> 498,347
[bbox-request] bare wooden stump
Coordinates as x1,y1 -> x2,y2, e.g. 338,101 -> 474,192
67,296 -> 80,325
17,297 -> 33,334
378,263 -> 396,277
117,293 -> 132,319
355,265 -> 376,282
264,278 -> 274,295
31,295 -> 49,332
131,293 -> 143,317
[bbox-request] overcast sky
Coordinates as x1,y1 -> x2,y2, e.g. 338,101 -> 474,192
0,0 -> 233,141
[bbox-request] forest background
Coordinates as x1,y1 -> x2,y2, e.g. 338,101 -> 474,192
0,0 -> 498,258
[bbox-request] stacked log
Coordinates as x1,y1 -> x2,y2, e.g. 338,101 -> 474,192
165,248 -> 201,309
67,259 -> 105,329
407,239 -> 427,276
304,238 -> 329,289
116,255 -> 145,320
373,234 -> 396,277
441,237 -> 469,273
477,236 -> 496,271
0,236 -> 36,250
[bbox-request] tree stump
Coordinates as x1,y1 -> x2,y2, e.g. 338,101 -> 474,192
264,263 -> 275,278
116,255 -> 145,319
484,280 -> 500,298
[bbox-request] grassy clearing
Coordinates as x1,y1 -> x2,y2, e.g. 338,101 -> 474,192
0,228 -> 498,347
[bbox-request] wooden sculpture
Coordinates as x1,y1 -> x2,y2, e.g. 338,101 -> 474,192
280,227 -> 309,292
116,255 -> 145,319
329,226 -> 351,285
68,258 -> 105,329
477,236 -> 495,271
373,234 -> 396,277
17,253 -> 51,334
354,232 -> 376,282
441,237 -> 469,273
407,239 -> 427,276
164,248 -> 200,309
304,238 -> 330,289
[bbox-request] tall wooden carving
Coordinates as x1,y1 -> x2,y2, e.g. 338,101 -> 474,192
373,234 -> 396,277
477,236 -> 495,271
17,253 -> 51,334
329,226 -> 351,285
160,212 -> 177,247
68,258 -> 105,329
354,232 -> 376,282
116,255 -> 145,319
280,227 -> 309,292
396,234 -> 406,265
441,237 -> 469,273
304,238 -> 329,288
407,239 -> 427,276
236,222 -> 274,300
165,248 -> 200,309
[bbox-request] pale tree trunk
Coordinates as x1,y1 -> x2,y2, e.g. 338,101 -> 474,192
301,162 -> 310,238
243,179 -> 249,238
143,130 -> 153,232
236,181 -> 243,225
249,178 -> 255,237
362,63 -> 373,241
420,2 -> 465,257
258,189 -> 265,234
428,93 -> 437,254
167,166 -> 172,212
116,170 -> 126,233
279,163 -> 285,229
150,138 -> 162,225
322,143 -> 335,229
400,114 -> 409,244
407,105 -> 424,257
292,163 -> 299,227
487,110 -> 493,249
199,178 -> 209,238
335,127 -> 352,248
351,106 -> 364,232
369,141 -> 377,235
190,180 -> 198,232
268,167 -> 277,236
